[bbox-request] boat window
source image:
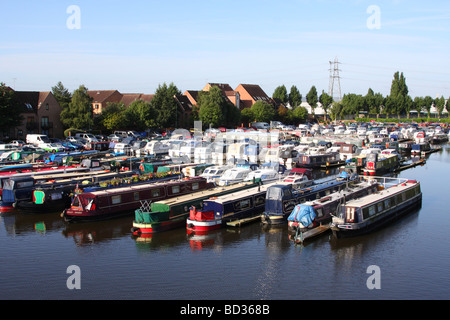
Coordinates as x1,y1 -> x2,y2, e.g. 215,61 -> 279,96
172,186 -> 180,194
377,202 -> 384,212
384,199 -> 390,208
267,187 -> 282,200
134,192 -> 139,201
111,195 -> 121,204
316,208 -> 323,218
192,183 -> 199,190
16,180 -> 34,189
152,189 -> 160,197
368,205 -> 376,216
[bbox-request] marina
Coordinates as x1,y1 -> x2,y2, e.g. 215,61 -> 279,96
0,125 -> 449,302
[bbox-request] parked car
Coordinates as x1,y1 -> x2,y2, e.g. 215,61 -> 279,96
108,134 -> 122,142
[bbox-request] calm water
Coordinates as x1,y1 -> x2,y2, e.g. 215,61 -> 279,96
1,144 -> 450,302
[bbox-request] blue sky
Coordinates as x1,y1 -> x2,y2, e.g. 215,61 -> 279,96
1,0 -> 450,99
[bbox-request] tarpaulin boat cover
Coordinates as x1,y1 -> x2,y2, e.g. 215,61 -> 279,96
338,171 -> 349,179
287,204 -> 316,227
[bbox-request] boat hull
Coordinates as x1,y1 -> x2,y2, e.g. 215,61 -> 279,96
186,218 -> 222,232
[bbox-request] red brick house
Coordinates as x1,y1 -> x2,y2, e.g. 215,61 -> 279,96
4,90 -> 64,140
234,84 -> 276,110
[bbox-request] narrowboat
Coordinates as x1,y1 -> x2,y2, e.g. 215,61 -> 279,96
185,182 -> 273,233
296,152 -> 341,169
411,142 -> 431,156
62,177 -> 215,222
287,179 -> 380,243
131,180 -> 259,235
431,133 -> 449,144
362,153 -> 399,176
331,177 -> 422,238
398,141 -> 413,153
16,170 -> 180,213
262,171 -> 357,225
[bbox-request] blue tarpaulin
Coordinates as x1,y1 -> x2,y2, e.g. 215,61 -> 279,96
287,204 -> 316,227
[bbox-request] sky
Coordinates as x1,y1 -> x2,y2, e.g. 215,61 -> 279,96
1,0 -> 450,100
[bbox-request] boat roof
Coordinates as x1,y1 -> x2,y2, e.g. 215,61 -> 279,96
343,180 -> 419,208
203,182 -> 276,204
80,177 -> 206,197
153,181 -> 256,205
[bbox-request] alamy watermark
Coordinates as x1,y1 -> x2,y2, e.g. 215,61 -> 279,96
66,265 -> 81,289
366,265 -> 381,289
367,5 -> 381,30
66,5 -> 81,30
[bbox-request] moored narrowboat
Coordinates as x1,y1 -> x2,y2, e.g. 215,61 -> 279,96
185,182 -> 273,233
62,177 -> 214,222
287,179 -> 380,243
296,152 -> 341,169
262,171 -> 357,225
131,180 -> 259,235
363,153 -> 399,176
411,142 -> 431,156
331,177 -> 422,238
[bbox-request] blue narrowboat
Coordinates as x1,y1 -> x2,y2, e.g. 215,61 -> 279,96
262,171 -> 357,224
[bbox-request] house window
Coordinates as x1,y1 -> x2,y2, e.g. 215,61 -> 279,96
46,103 -> 49,110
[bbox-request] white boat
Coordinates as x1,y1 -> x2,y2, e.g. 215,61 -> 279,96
244,162 -> 285,184
218,166 -> 252,186
200,165 -> 233,183
144,140 -> 170,156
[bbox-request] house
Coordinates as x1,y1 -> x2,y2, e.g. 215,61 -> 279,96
87,90 -> 123,115
120,93 -> 154,107
234,84 -> 276,110
8,90 -> 64,140
173,94 -> 195,128
202,83 -> 242,108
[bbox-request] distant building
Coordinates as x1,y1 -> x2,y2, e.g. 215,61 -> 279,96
4,90 -> 64,140
87,90 -> 154,115
234,84 -> 276,109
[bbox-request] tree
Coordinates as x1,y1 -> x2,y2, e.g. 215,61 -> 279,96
434,96 -> 445,118
51,81 -> 72,108
389,71 -> 409,117
0,82 -> 23,133
125,100 -> 157,130
291,106 -> 308,124
341,93 -> 365,118
198,86 -> 230,128
319,90 -> 333,121
288,85 -> 302,108
272,85 -> 288,104
413,96 -> 424,117
306,86 -> 318,116
423,96 -> 433,118
60,85 -> 93,130
250,100 -> 276,123
151,82 -> 181,129
240,108 -> 254,126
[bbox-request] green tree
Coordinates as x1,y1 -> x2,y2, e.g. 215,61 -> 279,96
341,93 -> 365,118
51,81 -> 72,108
240,108 -> 254,126
291,106 -> 308,124
198,86 -> 229,128
272,85 -> 288,104
329,101 -> 343,121
151,82 -> 181,129
0,82 -> 23,133
423,96 -> 433,118
125,100 -> 157,130
389,71 -> 409,117
288,85 -> 302,108
60,85 -> 93,130
434,96 -> 445,118
250,100 -> 276,123
319,90 -> 333,121
413,96 -> 424,117
306,86 -> 318,116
